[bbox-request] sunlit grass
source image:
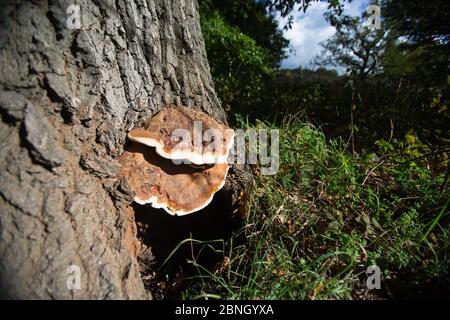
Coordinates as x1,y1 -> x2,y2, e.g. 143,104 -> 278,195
176,115 -> 449,299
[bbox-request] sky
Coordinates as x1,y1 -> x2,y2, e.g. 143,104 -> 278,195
278,0 -> 370,69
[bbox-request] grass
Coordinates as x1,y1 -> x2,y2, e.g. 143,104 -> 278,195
175,115 -> 449,299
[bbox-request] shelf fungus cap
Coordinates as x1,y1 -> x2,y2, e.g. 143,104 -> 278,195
119,142 -> 229,216
127,106 -> 235,165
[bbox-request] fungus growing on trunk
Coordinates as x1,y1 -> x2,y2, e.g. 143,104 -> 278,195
119,106 -> 235,216
127,106 -> 235,165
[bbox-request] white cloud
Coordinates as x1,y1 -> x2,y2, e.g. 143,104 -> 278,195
279,0 -> 370,69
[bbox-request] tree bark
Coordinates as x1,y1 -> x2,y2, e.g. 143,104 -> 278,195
0,0 -> 227,299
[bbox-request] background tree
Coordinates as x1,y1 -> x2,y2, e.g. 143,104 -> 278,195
314,15 -> 386,78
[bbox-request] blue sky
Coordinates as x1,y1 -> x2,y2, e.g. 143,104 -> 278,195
278,0 -> 370,69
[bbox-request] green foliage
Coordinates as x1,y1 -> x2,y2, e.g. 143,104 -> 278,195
201,10 -> 271,105
248,67 -> 449,151
383,0 -> 450,46
382,0 -> 449,97
199,0 -> 287,108
182,116 -> 449,299
202,0 -> 289,68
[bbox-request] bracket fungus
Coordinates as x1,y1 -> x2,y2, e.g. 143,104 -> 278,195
127,106 -> 235,165
119,106 -> 235,216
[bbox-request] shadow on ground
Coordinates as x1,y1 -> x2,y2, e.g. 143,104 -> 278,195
133,188 -> 236,298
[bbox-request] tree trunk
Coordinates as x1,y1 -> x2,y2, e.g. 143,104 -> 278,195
0,0 -> 228,299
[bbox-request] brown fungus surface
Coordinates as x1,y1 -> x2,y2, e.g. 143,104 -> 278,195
119,142 -> 229,216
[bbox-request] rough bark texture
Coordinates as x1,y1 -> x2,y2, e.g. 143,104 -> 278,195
0,0 -> 228,299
